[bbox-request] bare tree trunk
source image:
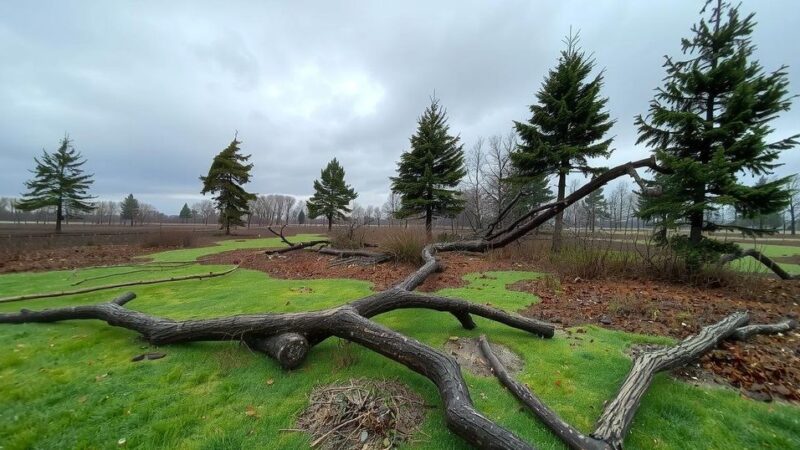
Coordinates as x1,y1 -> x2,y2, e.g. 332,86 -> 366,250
552,171 -> 566,252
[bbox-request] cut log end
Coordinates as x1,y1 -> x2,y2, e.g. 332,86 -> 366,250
246,333 -> 310,370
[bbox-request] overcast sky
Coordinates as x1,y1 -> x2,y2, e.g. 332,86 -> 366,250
1,0 -> 798,214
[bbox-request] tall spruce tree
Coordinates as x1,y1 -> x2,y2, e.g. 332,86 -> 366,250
120,194 -> 139,226
636,0 -> 797,262
179,203 -> 192,223
306,158 -> 358,230
16,135 -> 95,232
391,97 -> 466,237
512,32 -> 615,252
200,135 -> 256,235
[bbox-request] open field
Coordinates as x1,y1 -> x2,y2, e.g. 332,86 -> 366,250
1,235 -> 798,449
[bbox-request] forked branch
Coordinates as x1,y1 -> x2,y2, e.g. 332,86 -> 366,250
480,313 -> 797,450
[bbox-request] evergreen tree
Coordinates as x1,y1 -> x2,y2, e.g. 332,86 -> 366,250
179,203 -> 192,223
512,32 -> 614,252
636,0 -> 797,263
513,173 -> 555,213
16,135 -> 95,232
391,97 -> 466,236
120,194 -> 139,227
306,158 -> 358,230
297,209 -> 306,225
200,135 -> 257,235
583,187 -> 609,232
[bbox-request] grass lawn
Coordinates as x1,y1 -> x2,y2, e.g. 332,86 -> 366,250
0,238 -> 798,449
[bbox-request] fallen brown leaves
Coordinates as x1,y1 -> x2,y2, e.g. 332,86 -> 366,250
518,276 -> 800,402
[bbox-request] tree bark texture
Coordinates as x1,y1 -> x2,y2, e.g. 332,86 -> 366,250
480,312 -> 796,450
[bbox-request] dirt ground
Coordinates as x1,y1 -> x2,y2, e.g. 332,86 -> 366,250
515,276 -> 800,402
204,248 -> 800,404
201,249 -> 521,292
0,244 -> 155,273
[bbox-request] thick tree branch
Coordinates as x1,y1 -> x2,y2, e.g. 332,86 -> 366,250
718,248 -> 795,280
590,312 -> 749,448
0,291 -> 546,449
479,335 -> 608,450
0,266 -> 239,304
480,313 -> 796,450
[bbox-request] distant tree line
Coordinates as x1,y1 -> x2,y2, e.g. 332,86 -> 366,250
9,0 -> 797,261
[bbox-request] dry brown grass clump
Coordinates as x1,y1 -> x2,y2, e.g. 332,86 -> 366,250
296,378 -> 426,449
141,230 -> 196,249
378,228 -> 427,265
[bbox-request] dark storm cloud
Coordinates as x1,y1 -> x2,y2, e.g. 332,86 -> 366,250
1,0 -> 798,213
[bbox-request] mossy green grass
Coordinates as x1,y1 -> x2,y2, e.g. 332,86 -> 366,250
0,238 -> 797,449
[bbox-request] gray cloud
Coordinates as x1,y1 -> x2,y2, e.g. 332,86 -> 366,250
1,0 -> 798,214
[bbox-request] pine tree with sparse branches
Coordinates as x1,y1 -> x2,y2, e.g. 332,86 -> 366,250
16,135 -> 95,232
512,31 -> 615,252
391,96 -> 466,237
636,0 -> 798,266
200,135 -> 257,235
583,187 -> 609,232
306,158 -> 358,230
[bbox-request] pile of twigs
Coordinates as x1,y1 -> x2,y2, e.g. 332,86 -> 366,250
296,378 -> 426,449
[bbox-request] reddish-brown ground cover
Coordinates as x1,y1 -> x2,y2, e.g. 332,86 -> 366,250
516,277 -> 800,402
200,249 -> 521,292
0,244 -> 153,273
204,248 -> 800,403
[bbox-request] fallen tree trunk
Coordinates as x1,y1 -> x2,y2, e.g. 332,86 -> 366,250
245,332 -> 309,370
0,266 -> 239,304
480,313 -> 797,450
0,288 -> 550,449
718,248 -> 795,280
265,240 -> 330,255
592,311 -> 748,448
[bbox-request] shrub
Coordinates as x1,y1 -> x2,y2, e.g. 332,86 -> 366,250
141,230 -> 196,249
379,228 -> 427,264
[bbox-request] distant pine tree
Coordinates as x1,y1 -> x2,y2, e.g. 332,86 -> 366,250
179,203 -> 192,223
297,209 -> 306,225
583,187 -> 609,232
200,135 -> 257,235
391,96 -> 466,237
636,0 -> 798,265
512,32 -> 614,251
306,158 -> 358,230
120,194 -> 139,227
16,135 -> 95,232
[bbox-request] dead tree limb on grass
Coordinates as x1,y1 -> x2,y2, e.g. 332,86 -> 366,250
265,225 -> 330,255
0,286 -> 552,450
480,312 -> 798,450
718,249 -> 796,280
0,266 -> 240,304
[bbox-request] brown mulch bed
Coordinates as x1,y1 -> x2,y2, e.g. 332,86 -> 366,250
517,277 -> 800,402
0,245 -> 155,273
200,249 -> 521,292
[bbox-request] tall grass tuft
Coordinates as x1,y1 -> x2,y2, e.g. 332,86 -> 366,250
378,228 -> 427,264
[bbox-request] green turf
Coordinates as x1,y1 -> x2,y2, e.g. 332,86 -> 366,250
145,233 -> 326,262
0,239 -> 798,449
